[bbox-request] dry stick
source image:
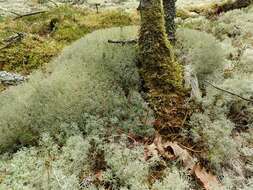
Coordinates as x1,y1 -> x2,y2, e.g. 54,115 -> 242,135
0,40 -> 19,51
108,39 -> 137,45
0,33 -> 25,51
13,11 -> 47,20
178,143 -> 202,153
205,80 -> 253,103
0,43 -> 12,51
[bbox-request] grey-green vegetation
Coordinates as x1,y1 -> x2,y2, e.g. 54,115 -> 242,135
0,0 -> 253,189
0,26 -> 191,190
177,4 -> 253,189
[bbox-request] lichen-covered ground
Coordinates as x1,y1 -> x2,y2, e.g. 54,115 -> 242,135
0,0 -> 253,189
0,0 -> 221,16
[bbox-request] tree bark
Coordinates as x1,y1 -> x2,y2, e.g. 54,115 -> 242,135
138,0 -> 182,91
162,0 -> 176,43
138,0 -> 188,133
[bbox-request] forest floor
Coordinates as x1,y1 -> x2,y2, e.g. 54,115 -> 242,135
0,0 -> 253,190
0,0 -> 221,16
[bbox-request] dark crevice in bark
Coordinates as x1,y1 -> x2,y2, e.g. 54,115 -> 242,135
162,0 -> 176,44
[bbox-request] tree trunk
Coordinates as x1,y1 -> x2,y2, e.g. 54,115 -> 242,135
163,0 -> 176,43
138,0 -> 182,92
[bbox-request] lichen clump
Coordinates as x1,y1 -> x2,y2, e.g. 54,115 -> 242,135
0,26 -> 192,190
0,6 -> 139,74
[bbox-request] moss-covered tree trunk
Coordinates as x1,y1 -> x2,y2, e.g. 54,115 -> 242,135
138,0 -> 182,92
163,0 -> 176,43
138,0 -> 187,131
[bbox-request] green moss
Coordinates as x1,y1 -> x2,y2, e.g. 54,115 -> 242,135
0,6 -> 138,74
0,36 -> 63,74
97,11 -> 134,27
138,0 -> 183,92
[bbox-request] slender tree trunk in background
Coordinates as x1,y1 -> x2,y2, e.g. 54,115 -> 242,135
138,0 -> 182,92
163,0 -> 176,43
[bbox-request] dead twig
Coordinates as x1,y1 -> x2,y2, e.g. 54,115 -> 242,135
205,80 -> 253,103
0,32 -> 25,51
108,39 -> 137,45
13,11 -> 47,20
178,143 -> 202,153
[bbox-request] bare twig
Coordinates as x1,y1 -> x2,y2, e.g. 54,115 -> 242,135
205,80 -> 253,103
108,39 -> 137,45
13,11 -> 47,20
178,143 -> 202,153
0,32 -> 25,51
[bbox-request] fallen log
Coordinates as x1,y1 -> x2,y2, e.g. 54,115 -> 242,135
183,0 -> 253,17
215,0 -> 253,14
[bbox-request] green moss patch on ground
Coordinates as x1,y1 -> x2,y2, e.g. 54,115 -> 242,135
0,6 -> 139,75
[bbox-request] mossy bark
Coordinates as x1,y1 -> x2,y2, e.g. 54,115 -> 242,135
138,0 -> 182,92
163,0 -> 176,43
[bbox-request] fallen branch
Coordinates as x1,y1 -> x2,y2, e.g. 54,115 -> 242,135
183,0 -> 253,17
13,11 -> 47,20
215,0 -> 253,14
205,80 -> 253,103
108,39 -> 137,45
0,32 -> 25,51
175,0 -> 253,19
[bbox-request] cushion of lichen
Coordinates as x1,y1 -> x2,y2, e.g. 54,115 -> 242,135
0,6 -> 139,74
